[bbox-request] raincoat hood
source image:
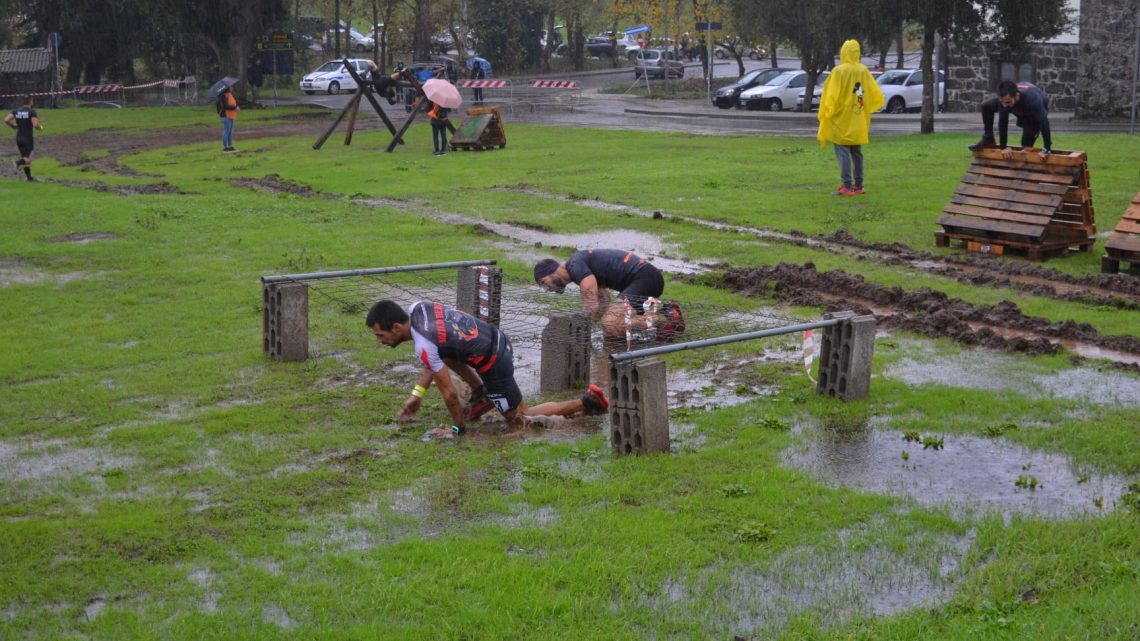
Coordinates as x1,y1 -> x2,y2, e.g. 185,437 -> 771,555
839,39 -> 861,66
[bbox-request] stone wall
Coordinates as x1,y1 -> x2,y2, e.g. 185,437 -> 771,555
945,43 -> 1080,113
1076,0 -> 1137,119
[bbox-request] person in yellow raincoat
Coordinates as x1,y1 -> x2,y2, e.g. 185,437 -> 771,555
816,39 -> 883,196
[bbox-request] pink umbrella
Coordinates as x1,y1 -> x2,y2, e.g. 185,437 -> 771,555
422,78 -> 463,109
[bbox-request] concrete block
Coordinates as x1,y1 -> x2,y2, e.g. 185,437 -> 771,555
540,312 -> 591,392
816,311 -> 874,401
263,282 -> 309,361
608,359 -> 669,454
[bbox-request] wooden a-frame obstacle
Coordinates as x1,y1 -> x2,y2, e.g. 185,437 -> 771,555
448,106 -> 507,151
311,59 -> 455,153
1102,191 -> 1140,274
935,147 -> 1097,261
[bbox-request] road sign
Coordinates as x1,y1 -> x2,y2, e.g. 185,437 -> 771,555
694,22 -> 722,31
255,31 -> 294,51
636,33 -> 645,47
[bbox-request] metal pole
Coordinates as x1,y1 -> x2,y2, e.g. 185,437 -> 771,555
261,259 -> 497,284
609,318 -> 843,363
706,24 -> 713,97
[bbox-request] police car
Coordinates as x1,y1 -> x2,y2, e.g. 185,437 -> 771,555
299,59 -> 372,95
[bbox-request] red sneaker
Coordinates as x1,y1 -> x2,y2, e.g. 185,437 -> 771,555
832,185 -> 856,196
850,186 -> 865,195
581,383 -> 609,415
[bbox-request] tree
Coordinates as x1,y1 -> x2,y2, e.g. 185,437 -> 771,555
906,0 -> 1070,133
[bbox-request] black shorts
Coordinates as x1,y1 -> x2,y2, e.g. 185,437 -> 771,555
16,140 -> 33,158
616,266 -> 665,313
478,336 -> 523,414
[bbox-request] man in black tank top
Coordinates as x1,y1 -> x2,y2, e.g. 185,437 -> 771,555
5,96 -> 43,181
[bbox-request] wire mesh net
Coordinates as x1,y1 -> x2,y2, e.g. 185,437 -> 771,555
266,263 -> 805,358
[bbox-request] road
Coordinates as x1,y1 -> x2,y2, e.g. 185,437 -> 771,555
285,58 -> 1130,138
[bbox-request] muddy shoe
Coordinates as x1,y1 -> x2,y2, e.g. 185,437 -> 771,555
656,301 -> 686,342
968,136 -> 995,152
581,383 -> 609,415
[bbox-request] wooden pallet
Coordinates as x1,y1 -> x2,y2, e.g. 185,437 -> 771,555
1102,191 -> 1140,274
935,147 -> 1096,261
449,106 -> 507,151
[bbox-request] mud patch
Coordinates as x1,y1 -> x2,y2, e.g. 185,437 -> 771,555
47,179 -> 185,195
0,259 -> 97,287
43,232 -> 121,244
230,174 -> 327,197
782,419 -> 1126,520
721,262 -> 1140,367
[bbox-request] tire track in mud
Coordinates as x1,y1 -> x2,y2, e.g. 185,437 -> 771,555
720,262 -> 1140,370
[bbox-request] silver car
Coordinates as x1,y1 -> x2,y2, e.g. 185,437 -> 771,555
634,49 -> 685,79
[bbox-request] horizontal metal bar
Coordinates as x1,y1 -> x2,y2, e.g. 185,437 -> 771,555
609,318 -> 843,363
262,259 -> 497,284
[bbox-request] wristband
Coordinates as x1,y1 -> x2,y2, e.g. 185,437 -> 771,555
451,424 -> 466,435
411,384 -> 426,398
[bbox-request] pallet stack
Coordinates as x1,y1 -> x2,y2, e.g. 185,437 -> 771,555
449,106 -> 507,152
935,147 -> 1096,260
1102,191 -> 1140,274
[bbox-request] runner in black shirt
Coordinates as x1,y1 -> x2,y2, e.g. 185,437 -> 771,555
366,300 -> 608,437
533,249 -> 685,343
968,81 -> 1053,160
4,96 -> 43,181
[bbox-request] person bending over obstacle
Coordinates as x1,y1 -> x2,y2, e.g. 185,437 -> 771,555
366,300 -> 609,437
968,80 -> 1053,160
533,249 -> 685,344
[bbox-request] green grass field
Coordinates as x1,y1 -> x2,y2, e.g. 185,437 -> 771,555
1,105 -> 1138,640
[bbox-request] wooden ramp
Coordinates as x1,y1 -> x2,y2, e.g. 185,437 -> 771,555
1102,191 -> 1140,274
935,147 -> 1096,260
449,106 -> 507,151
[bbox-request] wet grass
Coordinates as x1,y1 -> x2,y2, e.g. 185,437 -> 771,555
1,107 -> 1139,639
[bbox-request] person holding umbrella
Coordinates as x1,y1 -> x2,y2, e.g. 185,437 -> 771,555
469,57 -> 486,105
421,78 -> 462,156
208,78 -> 240,153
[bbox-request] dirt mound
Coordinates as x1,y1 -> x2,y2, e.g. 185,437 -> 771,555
230,174 -> 326,197
722,262 -> 1140,362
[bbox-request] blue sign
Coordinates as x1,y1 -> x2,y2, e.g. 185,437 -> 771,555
623,25 -> 651,36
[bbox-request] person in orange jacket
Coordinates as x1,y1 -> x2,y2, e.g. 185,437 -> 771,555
427,100 -> 450,156
816,39 -> 883,196
215,85 -> 239,152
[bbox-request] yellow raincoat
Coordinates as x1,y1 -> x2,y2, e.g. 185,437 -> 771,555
816,39 -> 884,148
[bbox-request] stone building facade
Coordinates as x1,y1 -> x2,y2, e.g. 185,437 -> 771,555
943,0 -> 1137,118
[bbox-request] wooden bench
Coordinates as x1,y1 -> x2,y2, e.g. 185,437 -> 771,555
1102,191 -> 1140,274
935,147 -> 1096,260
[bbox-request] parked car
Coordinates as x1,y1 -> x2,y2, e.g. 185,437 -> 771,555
712,67 -> 788,109
740,70 -> 809,111
876,68 -> 945,113
794,71 -> 831,110
713,44 -> 766,60
299,59 -> 372,95
586,36 -> 616,58
634,48 -> 685,79
326,27 -> 374,52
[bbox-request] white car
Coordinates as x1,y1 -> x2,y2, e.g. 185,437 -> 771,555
299,59 -> 373,95
740,70 -> 809,111
326,27 -> 375,52
794,71 -> 830,110
876,68 -> 945,113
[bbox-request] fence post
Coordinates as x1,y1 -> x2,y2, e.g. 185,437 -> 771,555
816,311 -> 875,400
540,312 -> 591,392
456,265 -> 501,325
608,359 -> 669,454
263,281 -> 309,361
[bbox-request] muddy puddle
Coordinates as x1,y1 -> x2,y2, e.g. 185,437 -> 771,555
0,259 -> 97,288
782,418 -> 1126,520
649,520 -> 973,638
882,339 -> 1140,408
43,232 -> 121,244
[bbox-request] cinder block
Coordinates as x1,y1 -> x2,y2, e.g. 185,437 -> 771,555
608,359 -> 669,454
263,282 -> 309,361
455,266 -> 501,325
816,311 -> 874,400
540,312 -> 591,392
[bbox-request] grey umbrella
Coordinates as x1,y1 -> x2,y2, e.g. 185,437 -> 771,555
207,76 -> 240,103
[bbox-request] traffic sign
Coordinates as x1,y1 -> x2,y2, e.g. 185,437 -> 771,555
694,22 -> 722,31
636,33 -> 645,47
